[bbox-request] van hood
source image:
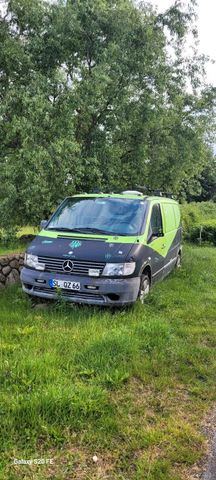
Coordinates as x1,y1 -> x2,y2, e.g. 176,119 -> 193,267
27,234 -> 136,263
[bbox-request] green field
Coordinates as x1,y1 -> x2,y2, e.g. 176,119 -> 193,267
1,245 -> 216,480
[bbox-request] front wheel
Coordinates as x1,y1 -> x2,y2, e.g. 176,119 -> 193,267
138,274 -> 150,304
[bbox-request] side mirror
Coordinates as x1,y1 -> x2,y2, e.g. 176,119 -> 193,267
153,229 -> 163,238
40,219 -> 48,230
148,229 -> 163,243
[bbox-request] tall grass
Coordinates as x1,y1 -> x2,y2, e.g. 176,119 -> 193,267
1,245 -> 216,479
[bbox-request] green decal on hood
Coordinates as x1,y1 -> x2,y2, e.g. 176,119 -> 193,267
69,240 -> 82,249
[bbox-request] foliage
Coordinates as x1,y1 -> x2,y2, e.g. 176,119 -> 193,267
0,0 -> 216,228
181,201 -> 216,230
181,201 -> 216,243
187,157 -> 216,202
185,220 -> 216,245
0,225 -> 37,253
0,225 -> 18,245
1,245 -> 216,479
0,71 -> 81,226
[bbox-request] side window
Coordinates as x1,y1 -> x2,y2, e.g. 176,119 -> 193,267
173,205 -> 181,228
163,204 -> 176,232
148,204 -> 163,240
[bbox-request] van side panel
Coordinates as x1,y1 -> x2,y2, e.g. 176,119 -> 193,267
162,202 -> 182,276
144,202 -> 165,281
139,199 -> 182,283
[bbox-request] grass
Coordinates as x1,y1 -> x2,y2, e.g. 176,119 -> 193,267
0,244 -> 216,479
0,244 -> 25,255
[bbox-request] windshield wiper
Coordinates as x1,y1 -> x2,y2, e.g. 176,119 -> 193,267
65,227 -> 112,235
47,227 -> 85,233
47,227 -> 129,236
47,227 -> 112,234
74,227 -> 129,236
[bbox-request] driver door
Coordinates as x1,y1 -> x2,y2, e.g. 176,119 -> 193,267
147,203 -> 165,282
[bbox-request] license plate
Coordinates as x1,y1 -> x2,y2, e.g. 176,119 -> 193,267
49,279 -> 80,291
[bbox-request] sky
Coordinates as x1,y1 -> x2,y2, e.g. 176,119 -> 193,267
148,0 -> 216,86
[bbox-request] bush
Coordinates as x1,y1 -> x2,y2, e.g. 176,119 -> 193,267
181,202 -> 216,243
186,220 -> 216,245
0,227 -> 18,245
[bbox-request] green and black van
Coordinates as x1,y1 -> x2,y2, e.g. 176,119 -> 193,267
21,191 -> 182,306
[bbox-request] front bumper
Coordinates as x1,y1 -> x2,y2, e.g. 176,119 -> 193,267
20,267 -> 140,306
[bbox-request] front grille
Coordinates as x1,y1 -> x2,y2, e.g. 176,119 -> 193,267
33,286 -> 105,302
38,256 -> 106,276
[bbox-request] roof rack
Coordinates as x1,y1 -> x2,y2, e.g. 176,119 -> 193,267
135,186 -> 176,199
91,188 -> 176,199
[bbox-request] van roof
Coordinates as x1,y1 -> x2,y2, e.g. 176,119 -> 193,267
71,193 -> 179,204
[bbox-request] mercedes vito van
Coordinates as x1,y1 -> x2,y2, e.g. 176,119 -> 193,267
21,192 -> 182,306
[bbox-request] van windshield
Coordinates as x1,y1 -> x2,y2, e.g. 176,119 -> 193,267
47,197 -> 147,236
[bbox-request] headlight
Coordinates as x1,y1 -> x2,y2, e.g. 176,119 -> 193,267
24,254 -> 45,271
102,262 -> 136,276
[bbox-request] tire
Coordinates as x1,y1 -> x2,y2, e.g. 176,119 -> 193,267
176,252 -> 182,269
138,274 -> 150,304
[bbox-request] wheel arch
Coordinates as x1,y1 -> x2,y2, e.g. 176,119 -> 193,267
141,264 -> 152,284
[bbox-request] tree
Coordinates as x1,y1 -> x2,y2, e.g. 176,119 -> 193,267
186,154 -> 216,202
0,0 -> 215,229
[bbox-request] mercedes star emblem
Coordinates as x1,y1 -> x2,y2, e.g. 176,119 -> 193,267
62,260 -> 74,272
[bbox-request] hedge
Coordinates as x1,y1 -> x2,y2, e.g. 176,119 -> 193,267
180,202 -> 216,244
184,220 -> 216,245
